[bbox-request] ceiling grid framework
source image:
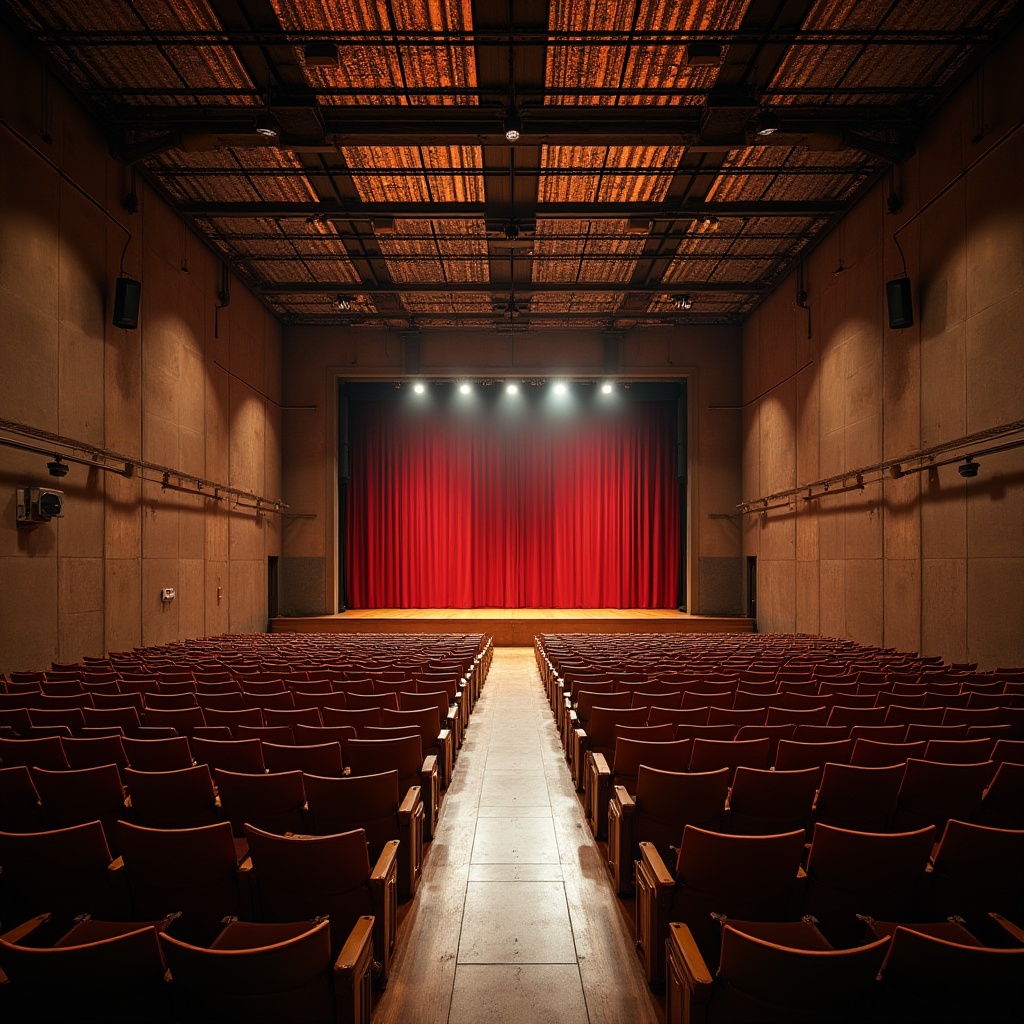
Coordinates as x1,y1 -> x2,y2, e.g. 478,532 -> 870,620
3,0 -> 1022,331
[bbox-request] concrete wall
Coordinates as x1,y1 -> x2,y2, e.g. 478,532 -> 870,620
741,28 -> 1024,669
0,27 -> 283,674
281,324 -> 744,615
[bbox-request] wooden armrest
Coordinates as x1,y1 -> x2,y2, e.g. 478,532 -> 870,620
399,785 -> 422,819
108,856 -> 125,872
613,785 -> 635,814
988,912 -> 1024,944
592,751 -> 611,777
237,857 -> 253,873
668,921 -> 714,994
370,839 -> 399,884
0,913 -> 51,944
422,753 -> 438,777
335,914 -> 375,973
639,841 -> 675,888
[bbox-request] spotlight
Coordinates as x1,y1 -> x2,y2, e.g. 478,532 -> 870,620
958,456 -> 980,478
553,381 -> 568,396
413,382 -> 426,395
700,214 -> 719,231
47,457 -> 69,478
503,219 -> 520,241
334,295 -> 352,311
755,111 -> 780,136
254,113 -> 279,138
505,382 -> 519,395
504,103 -> 523,141
673,294 -> 693,310
601,382 -> 614,395
459,382 -> 472,395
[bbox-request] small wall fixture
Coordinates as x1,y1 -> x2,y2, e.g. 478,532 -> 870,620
334,295 -> 353,311
958,455 -> 980,478
47,457 -> 69,478
16,487 -> 64,527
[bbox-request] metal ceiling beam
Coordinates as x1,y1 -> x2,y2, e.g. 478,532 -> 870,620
253,280 -> 769,295
181,200 -> 841,219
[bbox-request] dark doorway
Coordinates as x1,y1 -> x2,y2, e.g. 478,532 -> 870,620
267,556 -> 280,620
746,556 -> 757,620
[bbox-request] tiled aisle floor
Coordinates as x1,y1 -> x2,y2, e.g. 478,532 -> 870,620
374,648 -> 663,1024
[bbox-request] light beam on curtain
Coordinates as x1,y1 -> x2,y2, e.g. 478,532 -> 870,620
345,395 -> 679,608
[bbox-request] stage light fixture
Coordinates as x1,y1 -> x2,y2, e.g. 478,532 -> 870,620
504,103 -> 522,141
334,294 -> 352,311
254,113 -> 279,138
755,111 -> 780,136
459,382 -> 472,395
673,294 -> 693,310
601,382 -> 614,395
553,381 -> 568,396
505,382 -> 519,395
413,382 -> 426,395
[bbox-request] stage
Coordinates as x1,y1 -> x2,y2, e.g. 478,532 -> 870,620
269,608 -> 755,646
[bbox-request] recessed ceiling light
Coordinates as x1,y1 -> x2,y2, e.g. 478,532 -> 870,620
601,382 -> 614,395
553,382 -> 568,396
459,382 -> 472,395
413,382 -> 425,394
506,382 -> 519,395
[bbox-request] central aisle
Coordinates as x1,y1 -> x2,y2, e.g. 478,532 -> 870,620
374,647 -> 663,1024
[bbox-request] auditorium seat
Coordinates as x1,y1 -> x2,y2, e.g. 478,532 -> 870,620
0,765 -> 45,832
115,820 -> 248,944
850,738 -> 927,767
304,769 -> 424,901
243,824 -> 398,979
923,737 -> 994,763
214,768 -> 307,838
141,705 -> 206,738
773,738 -> 854,777
190,736 -> 266,775
924,818 -> 1024,932
124,765 -> 220,829
158,918 -> 374,1024
890,758 -> 994,833
0,913 -> 173,1024
812,761 -> 904,832
0,735 -> 69,770
345,734 -> 440,840
572,704 -> 648,790
32,763 -> 127,851
122,735 -> 193,771
636,826 -> 805,984
689,736 -> 770,778
586,735 -> 691,839
872,925 -> 1024,1024
0,820 -> 122,927
607,765 -> 729,895
665,919 -> 889,1024
726,766 -> 818,836
801,823 -> 935,945
380,706 -> 453,789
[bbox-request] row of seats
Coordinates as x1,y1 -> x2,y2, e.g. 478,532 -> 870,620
535,632 -> 1024,1014
0,631 -> 494,1024
636,818 -> 1024,992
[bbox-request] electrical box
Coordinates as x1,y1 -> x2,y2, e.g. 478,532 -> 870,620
161,588 -> 176,602
16,487 -> 65,526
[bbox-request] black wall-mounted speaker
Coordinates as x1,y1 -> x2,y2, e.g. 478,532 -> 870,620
886,277 -> 913,330
113,277 -> 141,330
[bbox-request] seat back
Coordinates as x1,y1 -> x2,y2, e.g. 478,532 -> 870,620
0,820 -> 118,924
0,764 -> 46,832
850,738 -> 927,767
813,761 -> 905,832
125,764 -> 219,829
117,819 -> 243,944
304,769 -> 402,857
0,735 -> 69,770
214,768 -> 306,838
727,766 -> 818,835
122,735 -> 193,771
243,824 -> 374,956
611,737 -> 691,787
31,763 -> 126,845
774,738 -> 854,775
261,740 -> 344,777
690,737 -> 770,777
633,765 -> 729,856
891,758 -> 994,832
158,920 -> 336,1024
712,924 -> 890,1024
190,736 -> 266,774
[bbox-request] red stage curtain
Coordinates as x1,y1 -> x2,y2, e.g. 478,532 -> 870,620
345,396 -> 679,608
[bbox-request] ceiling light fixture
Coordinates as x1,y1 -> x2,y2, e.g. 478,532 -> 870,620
755,111 -> 780,136
459,382 -> 472,395
700,215 -> 720,231
254,113 -> 279,138
553,381 -> 568,396
504,103 -> 523,141
673,294 -> 693,310
47,457 -> 69,478
303,42 -> 339,67
505,382 -> 519,395
601,382 -> 614,395
413,382 -> 425,394
334,295 -> 354,311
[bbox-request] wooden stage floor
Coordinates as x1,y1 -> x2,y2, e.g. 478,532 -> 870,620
270,608 -> 755,646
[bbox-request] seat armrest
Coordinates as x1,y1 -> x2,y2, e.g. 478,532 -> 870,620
369,840 -> 399,984
613,785 -> 635,814
989,912 -> 1024,944
592,751 -> 611,776
399,785 -> 422,820
436,728 -> 454,788
420,754 -> 440,840
333,914 -> 375,1022
0,913 -> 51,944
666,921 -> 713,1024
639,841 -> 675,888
